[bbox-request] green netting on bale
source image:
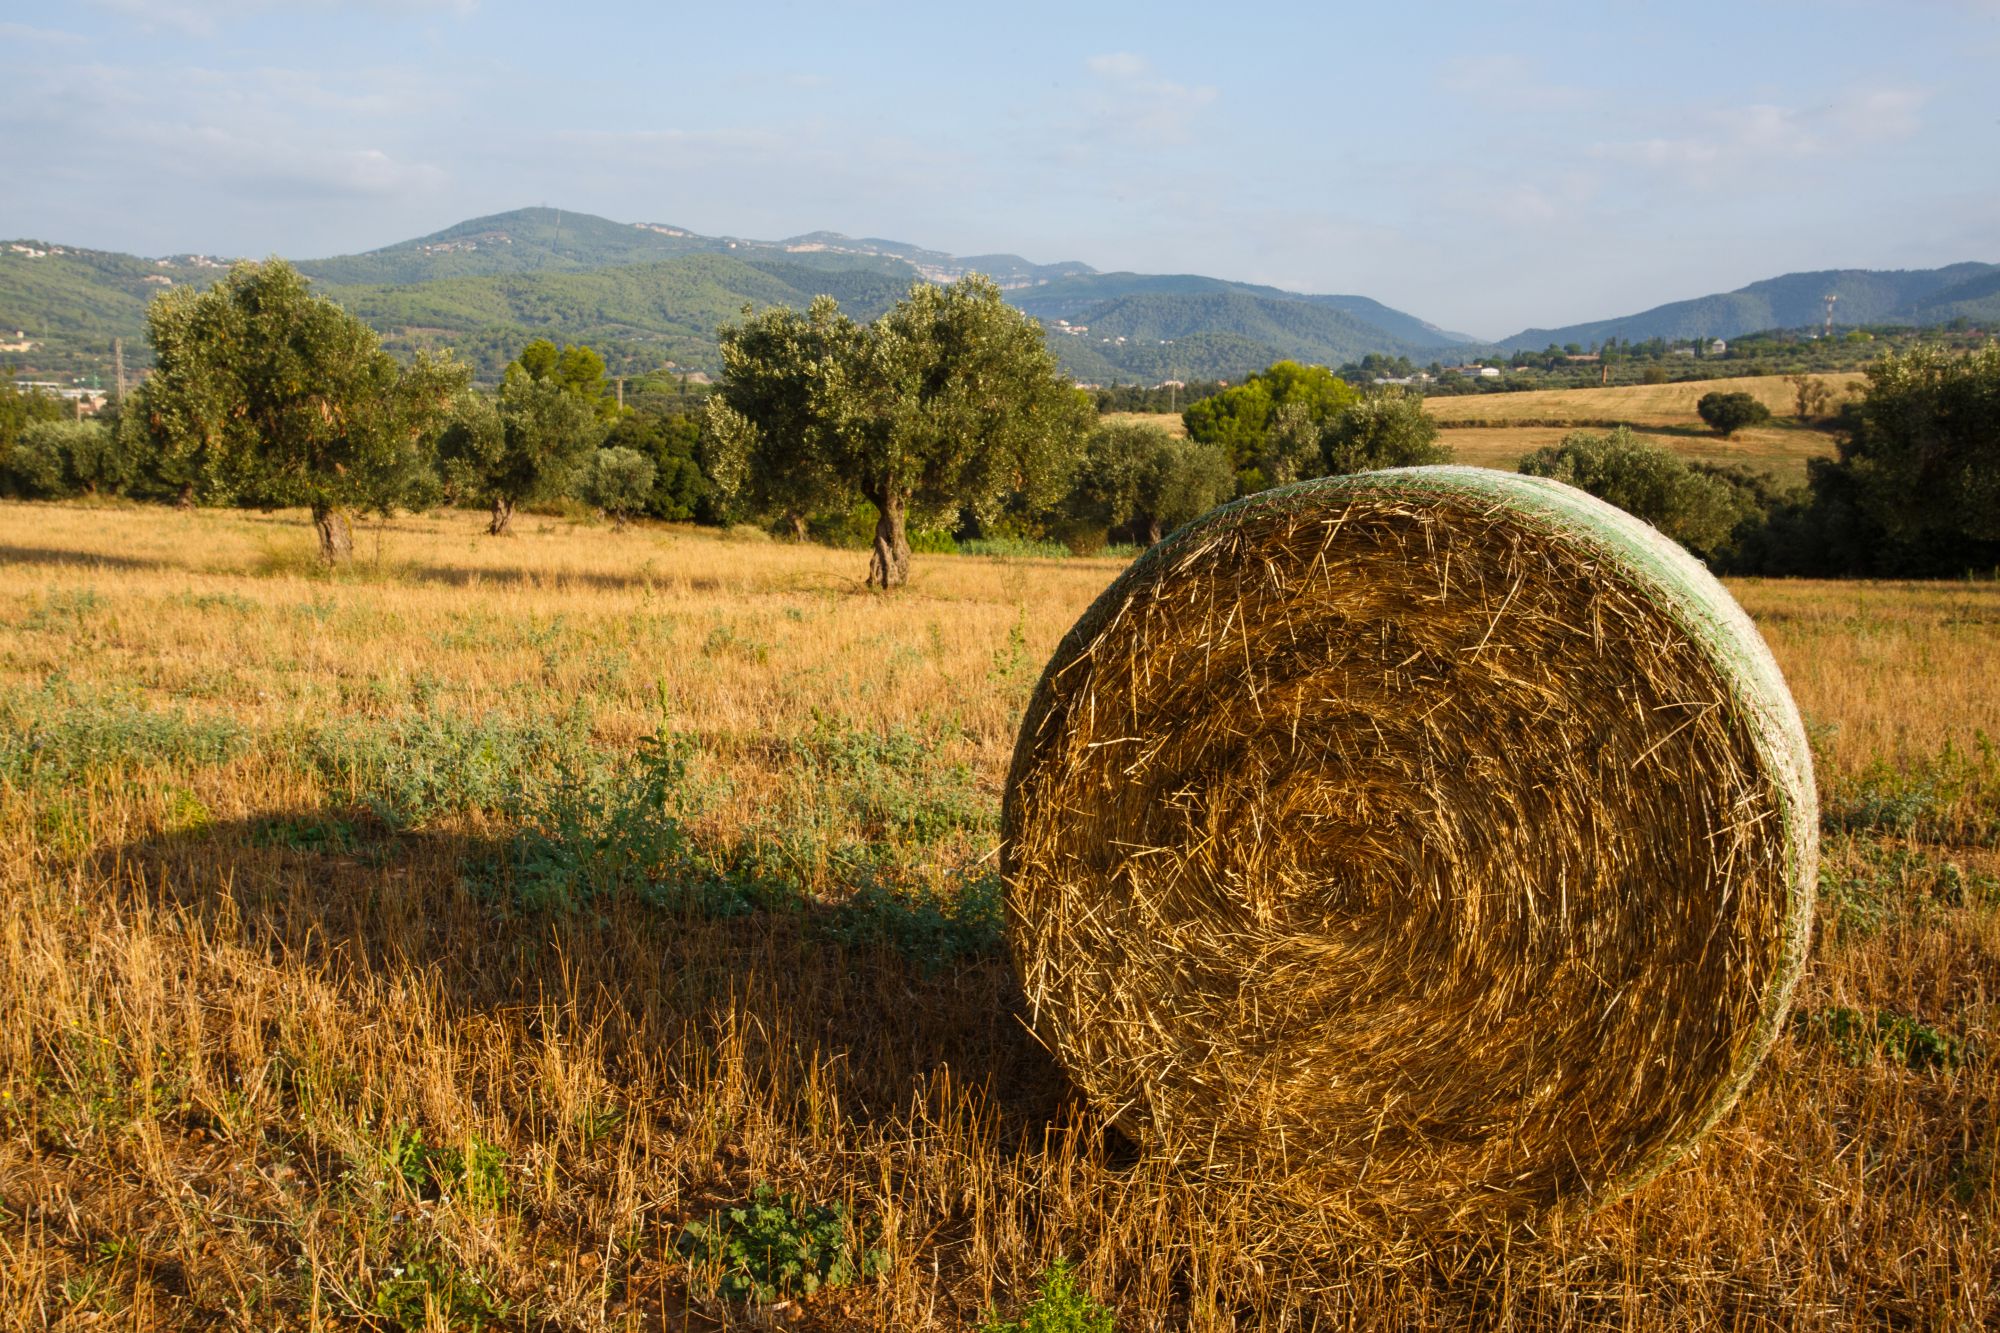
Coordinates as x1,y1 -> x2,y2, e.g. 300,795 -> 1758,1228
1002,465 -> 1817,1227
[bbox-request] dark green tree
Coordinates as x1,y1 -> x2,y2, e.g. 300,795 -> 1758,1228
1519,427 -> 1749,561
1182,360 -> 1358,488
137,260 -> 467,559
602,410 -> 710,521
1822,343 -> 2000,568
1696,391 -> 1772,437
1320,388 -> 1448,475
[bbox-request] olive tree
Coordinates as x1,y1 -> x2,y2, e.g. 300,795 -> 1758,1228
1067,421 -> 1233,544
714,278 -> 1091,587
705,297 -> 859,540
583,446 -> 657,528
138,259 -> 466,560
1519,426 -> 1748,560
1320,387 -> 1449,475
438,359 -> 606,535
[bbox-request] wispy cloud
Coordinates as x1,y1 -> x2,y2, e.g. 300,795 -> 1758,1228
1591,87 -> 1928,184
1079,52 -> 1218,147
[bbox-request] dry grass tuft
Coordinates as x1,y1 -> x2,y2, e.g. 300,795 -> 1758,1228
1004,469 -> 1818,1228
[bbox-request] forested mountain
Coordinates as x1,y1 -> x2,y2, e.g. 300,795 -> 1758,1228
1041,291 -> 1445,384
3,206 -> 1990,386
1497,263 -> 2000,351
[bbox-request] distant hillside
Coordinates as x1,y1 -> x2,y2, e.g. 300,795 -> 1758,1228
1040,290 -> 1445,383
11,206 -> 1984,390
294,207 -> 726,286
1012,272 -> 1472,348
331,255 -> 919,376
1498,263 -> 2000,351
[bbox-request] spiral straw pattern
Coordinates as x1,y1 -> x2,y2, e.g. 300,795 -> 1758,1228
1001,467 -> 1816,1225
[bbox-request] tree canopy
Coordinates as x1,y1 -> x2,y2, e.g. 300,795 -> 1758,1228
713,277 -> 1091,586
135,259 -> 467,559
1695,390 -> 1772,437
1182,360 -> 1359,490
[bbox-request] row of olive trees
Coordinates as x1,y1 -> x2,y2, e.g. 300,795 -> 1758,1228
34,261 -> 700,560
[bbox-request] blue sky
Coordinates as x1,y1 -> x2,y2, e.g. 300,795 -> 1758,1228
2,0 -> 1994,338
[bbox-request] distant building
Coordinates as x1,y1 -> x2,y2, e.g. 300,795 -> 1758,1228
1708,339 -> 1728,355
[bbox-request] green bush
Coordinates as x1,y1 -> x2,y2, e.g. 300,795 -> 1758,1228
678,1184 -> 890,1304
1696,390 -> 1772,437
0,677 -> 245,788
981,1259 -> 1116,1333
1517,427 -> 1757,563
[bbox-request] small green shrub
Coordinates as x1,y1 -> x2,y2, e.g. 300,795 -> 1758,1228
0,677 -> 245,788
1798,1006 -> 1969,1071
373,1253 -> 512,1331
307,706 -> 588,828
487,728 -> 729,913
981,1259 -> 1116,1333
677,1184 -> 889,1304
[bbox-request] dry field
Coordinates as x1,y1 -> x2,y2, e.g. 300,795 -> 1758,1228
1421,373 -> 1860,428
1422,374 -> 1864,483
1,501 -> 1996,1330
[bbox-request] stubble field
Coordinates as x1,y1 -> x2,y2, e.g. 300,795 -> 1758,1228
1,501 -> 1996,1330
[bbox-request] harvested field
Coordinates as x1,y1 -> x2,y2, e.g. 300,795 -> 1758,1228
1423,373 -> 1861,428
1,500 -> 1995,1329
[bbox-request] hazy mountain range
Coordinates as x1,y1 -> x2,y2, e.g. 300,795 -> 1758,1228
1,207 -> 1992,384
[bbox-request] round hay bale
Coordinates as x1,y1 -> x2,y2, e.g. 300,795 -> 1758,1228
1001,466 -> 1816,1226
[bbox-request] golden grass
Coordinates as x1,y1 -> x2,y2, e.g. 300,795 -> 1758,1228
1423,373 -> 1861,428
1,500 -> 1996,1329
1097,411 -> 1189,438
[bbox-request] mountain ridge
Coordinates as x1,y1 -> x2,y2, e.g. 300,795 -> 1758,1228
3,207 -> 1994,385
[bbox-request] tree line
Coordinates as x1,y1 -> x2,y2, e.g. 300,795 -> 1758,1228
2,258 -> 1993,582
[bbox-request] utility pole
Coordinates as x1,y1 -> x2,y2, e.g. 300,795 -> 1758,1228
615,376 -> 624,411
1823,293 -> 1838,339
113,337 -> 126,403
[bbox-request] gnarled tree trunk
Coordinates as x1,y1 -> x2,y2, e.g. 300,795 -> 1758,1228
312,504 -> 354,564
786,512 -> 809,542
175,481 -> 195,510
489,495 -> 515,535
867,491 -> 911,590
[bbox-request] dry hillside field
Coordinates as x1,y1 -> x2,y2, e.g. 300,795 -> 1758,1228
1423,374 -> 1861,483
1,502 -> 1996,1330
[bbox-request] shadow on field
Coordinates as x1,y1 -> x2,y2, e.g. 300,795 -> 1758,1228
0,542 -> 176,573
85,808 -> 1076,1144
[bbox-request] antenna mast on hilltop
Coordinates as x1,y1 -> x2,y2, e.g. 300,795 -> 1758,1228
1823,293 -> 1838,338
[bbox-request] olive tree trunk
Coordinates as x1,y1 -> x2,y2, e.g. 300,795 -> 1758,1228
867,490 -> 911,590
786,512 -> 809,542
489,495 -> 515,535
312,504 -> 354,564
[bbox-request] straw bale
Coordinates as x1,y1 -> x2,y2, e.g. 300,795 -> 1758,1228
1001,466 -> 1817,1226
